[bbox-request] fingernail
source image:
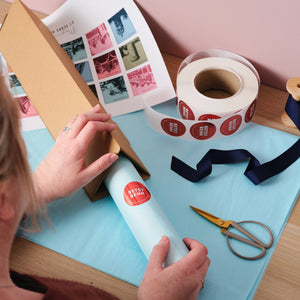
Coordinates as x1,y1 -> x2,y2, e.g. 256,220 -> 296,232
110,153 -> 119,162
94,104 -> 101,111
161,235 -> 169,242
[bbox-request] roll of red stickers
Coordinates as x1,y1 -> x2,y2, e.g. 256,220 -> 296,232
123,181 -> 151,206
198,114 -> 221,121
245,100 -> 257,123
144,49 -> 260,141
190,122 -> 216,140
161,118 -> 186,136
220,115 -> 242,135
179,100 -> 195,120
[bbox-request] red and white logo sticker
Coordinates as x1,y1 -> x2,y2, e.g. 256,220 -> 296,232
245,100 -> 257,123
190,122 -> 216,140
220,115 -> 242,135
161,118 -> 186,136
179,100 -> 195,120
123,182 -> 151,206
198,114 -> 221,121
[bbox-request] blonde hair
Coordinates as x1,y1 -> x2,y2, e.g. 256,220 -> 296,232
0,75 -> 42,230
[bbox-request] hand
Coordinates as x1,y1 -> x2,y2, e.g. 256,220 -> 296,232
32,104 -> 118,204
138,236 -> 210,300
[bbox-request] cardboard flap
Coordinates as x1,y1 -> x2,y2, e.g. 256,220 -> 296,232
0,0 -> 150,201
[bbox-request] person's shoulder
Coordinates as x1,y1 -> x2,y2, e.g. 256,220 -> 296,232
10,270 -> 47,294
10,271 -> 120,300
40,276 -> 120,300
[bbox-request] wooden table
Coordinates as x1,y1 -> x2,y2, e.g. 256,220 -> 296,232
1,1 -> 300,299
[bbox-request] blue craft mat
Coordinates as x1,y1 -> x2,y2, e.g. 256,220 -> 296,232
19,99 -> 300,300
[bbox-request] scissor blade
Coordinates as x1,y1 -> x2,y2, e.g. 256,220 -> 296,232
189,206 -> 232,229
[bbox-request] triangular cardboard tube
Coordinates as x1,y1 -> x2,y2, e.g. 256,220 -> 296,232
0,0 -> 150,201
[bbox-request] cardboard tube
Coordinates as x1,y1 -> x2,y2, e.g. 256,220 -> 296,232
103,154 -> 189,266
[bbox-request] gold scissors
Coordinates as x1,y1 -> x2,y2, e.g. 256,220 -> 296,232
190,206 -> 273,260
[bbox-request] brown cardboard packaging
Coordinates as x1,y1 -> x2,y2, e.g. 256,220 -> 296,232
0,0 -> 150,201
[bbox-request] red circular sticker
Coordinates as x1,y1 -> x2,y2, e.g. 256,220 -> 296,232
198,114 -> 221,121
190,122 -> 216,140
220,115 -> 242,135
161,118 -> 186,136
245,100 -> 257,123
178,100 -> 195,120
123,181 -> 151,206
234,109 -> 242,114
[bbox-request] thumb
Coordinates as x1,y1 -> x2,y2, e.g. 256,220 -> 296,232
147,235 -> 170,272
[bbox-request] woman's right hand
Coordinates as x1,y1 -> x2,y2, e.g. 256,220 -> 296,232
138,236 -> 210,300
32,104 -> 118,204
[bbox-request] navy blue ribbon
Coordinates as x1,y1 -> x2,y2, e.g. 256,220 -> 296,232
171,95 -> 300,185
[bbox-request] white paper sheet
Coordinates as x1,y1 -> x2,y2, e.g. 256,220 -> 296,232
42,0 -> 175,116
9,72 -> 46,132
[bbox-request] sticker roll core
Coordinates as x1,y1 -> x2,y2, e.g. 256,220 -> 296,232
144,49 -> 260,141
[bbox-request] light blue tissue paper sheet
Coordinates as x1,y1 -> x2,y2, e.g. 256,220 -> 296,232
19,99 -> 300,300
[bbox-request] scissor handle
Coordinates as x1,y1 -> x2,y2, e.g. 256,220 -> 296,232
223,220 -> 274,260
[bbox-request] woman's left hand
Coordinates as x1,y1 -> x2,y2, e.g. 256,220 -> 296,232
32,104 -> 118,204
